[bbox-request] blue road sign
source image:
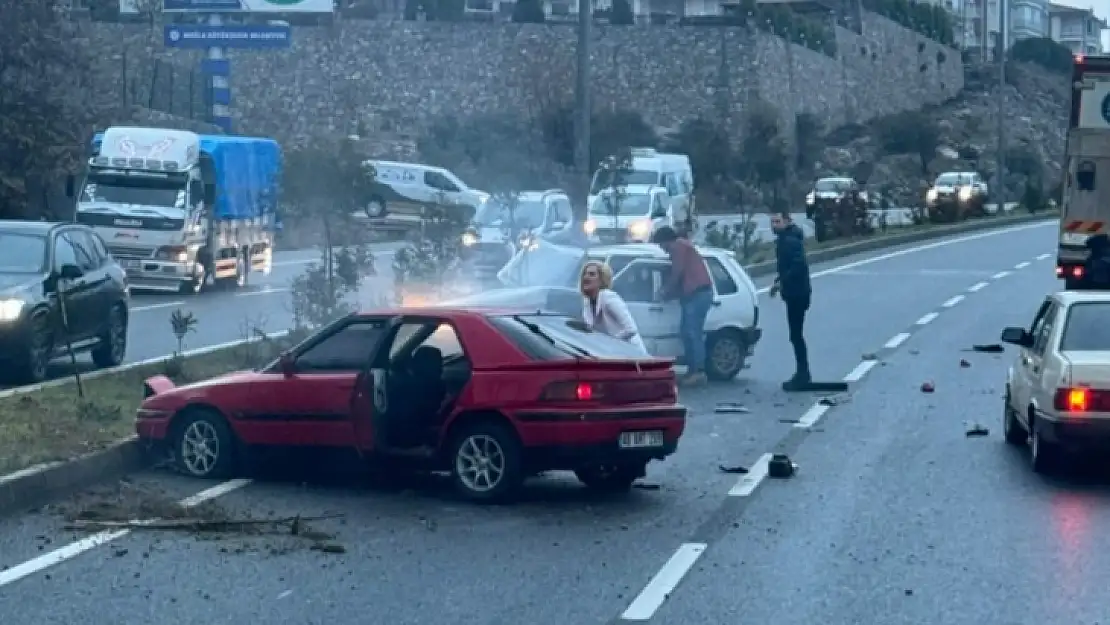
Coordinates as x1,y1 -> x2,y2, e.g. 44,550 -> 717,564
164,24 -> 291,49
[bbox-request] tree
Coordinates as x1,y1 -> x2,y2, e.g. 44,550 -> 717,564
0,0 -> 98,220
1009,37 -> 1073,74
596,149 -> 633,232
282,136 -> 376,328
794,113 -> 823,173
668,118 -> 732,186
513,0 -> 546,23
874,111 -> 939,175
610,0 -> 635,24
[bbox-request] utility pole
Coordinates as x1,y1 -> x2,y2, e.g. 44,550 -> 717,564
995,0 -> 1006,209
575,0 -> 592,202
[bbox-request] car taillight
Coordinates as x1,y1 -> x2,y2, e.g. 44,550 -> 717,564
542,381 -> 601,401
1056,266 -> 1064,277
1073,266 -> 1084,278
1053,387 -> 1110,412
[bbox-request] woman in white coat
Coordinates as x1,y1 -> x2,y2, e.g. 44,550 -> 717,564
579,261 -> 648,354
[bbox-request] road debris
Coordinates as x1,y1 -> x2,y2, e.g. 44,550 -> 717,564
960,359 -> 971,368
970,344 -> 1005,353
718,464 -> 749,474
633,482 -> 661,491
63,513 -> 343,533
861,352 -> 878,361
714,402 -> 751,414
920,381 -> 936,393
818,394 -> 851,407
965,423 -> 990,437
767,454 -> 796,479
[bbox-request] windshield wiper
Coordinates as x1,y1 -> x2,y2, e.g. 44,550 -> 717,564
515,316 -> 589,357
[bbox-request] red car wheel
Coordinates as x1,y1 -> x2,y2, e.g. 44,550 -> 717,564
171,409 -> 237,479
449,420 -> 523,503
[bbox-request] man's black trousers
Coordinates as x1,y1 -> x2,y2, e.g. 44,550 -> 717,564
785,297 -> 810,378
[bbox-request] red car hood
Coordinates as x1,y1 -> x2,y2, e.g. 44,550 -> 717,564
142,369 -> 263,404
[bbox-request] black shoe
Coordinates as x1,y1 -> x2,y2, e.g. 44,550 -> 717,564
781,372 -> 812,392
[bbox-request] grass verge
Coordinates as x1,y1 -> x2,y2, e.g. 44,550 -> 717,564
0,335 -> 294,475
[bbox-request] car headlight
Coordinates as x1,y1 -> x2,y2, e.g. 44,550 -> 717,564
958,187 -> 973,201
628,219 -> 651,239
0,299 -> 25,322
926,189 -> 938,203
805,192 -> 815,205
461,232 -> 478,247
584,219 -> 597,235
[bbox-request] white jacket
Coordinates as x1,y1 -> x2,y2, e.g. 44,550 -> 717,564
582,289 -> 648,354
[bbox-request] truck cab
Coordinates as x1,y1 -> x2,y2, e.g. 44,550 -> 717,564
73,127 -> 280,293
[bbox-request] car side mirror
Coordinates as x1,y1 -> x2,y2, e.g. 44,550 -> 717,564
1000,327 -> 1033,348
279,352 -> 296,377
203,183 -> 216,205
65,175 -> 75,198
189,180 -> 204,201
57,264 -> 83,280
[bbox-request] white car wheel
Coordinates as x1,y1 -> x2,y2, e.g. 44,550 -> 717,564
1002,391 -> 1027,446
1029,418 -> 1060,474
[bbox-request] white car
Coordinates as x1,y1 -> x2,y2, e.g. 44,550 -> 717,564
585,184 -> 672,244
1001,290 -> 1110,472
445,241 -> 762,380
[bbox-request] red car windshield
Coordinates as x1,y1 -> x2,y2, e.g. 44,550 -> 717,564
489,314 -> 651,361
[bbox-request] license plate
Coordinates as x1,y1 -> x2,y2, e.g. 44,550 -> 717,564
619,430 -> 665,449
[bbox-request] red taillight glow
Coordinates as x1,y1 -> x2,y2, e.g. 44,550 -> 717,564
542,381 -> 602,402
1053,387 -> 1106,412
1073,266 -> 1085,278
575,382 -> 593,401
1057,266 -> 1064,276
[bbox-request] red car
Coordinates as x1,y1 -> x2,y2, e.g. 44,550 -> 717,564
137,309 -> 686,502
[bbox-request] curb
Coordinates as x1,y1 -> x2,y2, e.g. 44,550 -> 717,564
0,212 -> 1056,517
741,212 -> 1054,278
0,437 -> 144,518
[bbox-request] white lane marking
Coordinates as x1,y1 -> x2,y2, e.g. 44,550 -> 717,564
915,312 -> 939,325
795,403 -> 829,429
884,332 -> 911,349
131,301 -> 185,312
942,295 -> 964,307
968,281 -> 988,292
0,479 -> 251,588
991,270 -> 1010,280
620,543 -> 707,621
728,453 -> 771,496
1015,261 -> 1030,269
1036,253 -> 1051,260
234,287 -> 289,298
843,359 -> 877,382
753,221 -> 1052,295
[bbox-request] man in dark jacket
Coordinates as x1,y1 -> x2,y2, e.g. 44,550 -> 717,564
654,226 -> 714,386
770,212 -> 813,390
1080,233 -> 1110,290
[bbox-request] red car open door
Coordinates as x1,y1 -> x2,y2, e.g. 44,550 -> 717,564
350,317 -> 402,451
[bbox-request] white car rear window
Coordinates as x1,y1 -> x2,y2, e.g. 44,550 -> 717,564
1060,302 -> 1110,351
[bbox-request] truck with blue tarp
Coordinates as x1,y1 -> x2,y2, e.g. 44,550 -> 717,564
70,126 -> 281,293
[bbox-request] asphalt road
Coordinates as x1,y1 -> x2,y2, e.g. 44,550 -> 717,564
2,218 -> 1094,625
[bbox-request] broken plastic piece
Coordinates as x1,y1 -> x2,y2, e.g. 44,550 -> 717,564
715,402 -> 751,414
971,344 -> 1004,353
718,464 -> 749,474
767,454 -> 796,478
921,381 -> 935,393
960,359 -> 971,368
965,424 -> 989,437
782,380 -> 850,393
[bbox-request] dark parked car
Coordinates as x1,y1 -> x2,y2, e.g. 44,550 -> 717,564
0,221 -> 129,384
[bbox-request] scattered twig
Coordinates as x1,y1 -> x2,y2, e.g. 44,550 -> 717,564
715,402 -> 751,414
65,513 -> 343,532
965,423 -> 990,437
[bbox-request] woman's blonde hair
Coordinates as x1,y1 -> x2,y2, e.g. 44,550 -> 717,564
580,261 -> 613,293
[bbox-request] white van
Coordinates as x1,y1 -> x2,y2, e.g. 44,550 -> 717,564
358,160 -> 489,225
583,184 -> 672,243
587,148 -> 695,230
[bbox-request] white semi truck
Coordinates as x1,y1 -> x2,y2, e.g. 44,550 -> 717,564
69,126 -> 281,293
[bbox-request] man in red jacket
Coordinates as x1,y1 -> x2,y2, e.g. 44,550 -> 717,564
653,226 -> 714,386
